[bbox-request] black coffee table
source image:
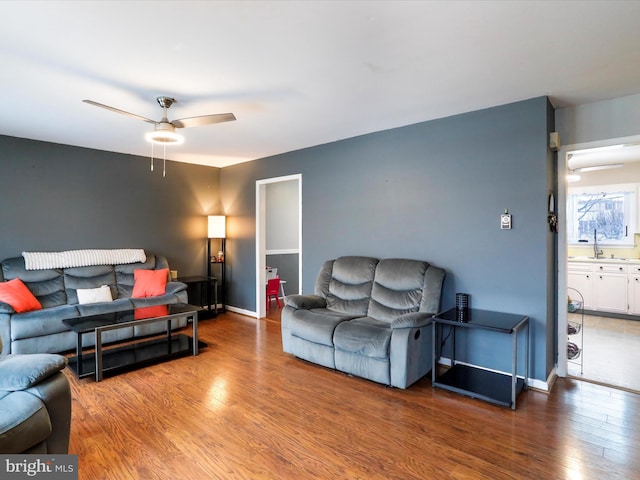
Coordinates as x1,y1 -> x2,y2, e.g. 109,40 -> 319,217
62,303 -> 204,381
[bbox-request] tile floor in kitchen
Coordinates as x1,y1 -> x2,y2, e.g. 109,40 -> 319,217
567,312 -> 640,392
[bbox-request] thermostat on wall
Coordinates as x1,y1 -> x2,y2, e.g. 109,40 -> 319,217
501,211 -> 512,230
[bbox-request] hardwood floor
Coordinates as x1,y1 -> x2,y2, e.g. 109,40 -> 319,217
65,310 -> 640,480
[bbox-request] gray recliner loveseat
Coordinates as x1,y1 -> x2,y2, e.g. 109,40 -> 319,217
281,256 -> 445,388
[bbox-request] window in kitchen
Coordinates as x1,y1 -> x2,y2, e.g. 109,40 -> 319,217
567,184 -> 637,246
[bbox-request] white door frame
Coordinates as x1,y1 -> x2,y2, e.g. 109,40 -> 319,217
556,134 -> 640,377
255,174 -> 302,319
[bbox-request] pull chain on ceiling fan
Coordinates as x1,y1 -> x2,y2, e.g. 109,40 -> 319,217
83,96 -> 236,176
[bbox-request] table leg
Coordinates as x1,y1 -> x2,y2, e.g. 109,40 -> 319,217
451,327 -> 456,365
192,312 -> 199,355
213,279 -> 218,315
167,319 -> 172,353
95,328 -> 103,382
76,332 -> 83,376
524,321 -> 529,390
512,329 -> 518,409
431,321 -> 437,384
206,279 -> 212,313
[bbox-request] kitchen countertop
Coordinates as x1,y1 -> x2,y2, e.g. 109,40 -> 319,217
568,257 -> 640,264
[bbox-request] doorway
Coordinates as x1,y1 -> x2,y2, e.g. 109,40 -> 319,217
557,136 -> 640,392
255,174 -> 302,319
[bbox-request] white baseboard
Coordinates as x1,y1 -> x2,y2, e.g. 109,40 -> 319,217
529,366 -> 557,393
225,305 -> 258,318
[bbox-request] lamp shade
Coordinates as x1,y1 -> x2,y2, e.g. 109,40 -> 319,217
208,215 -> 226,238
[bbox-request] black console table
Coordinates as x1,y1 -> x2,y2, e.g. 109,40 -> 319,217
177,276 -> 218,319
432,308 -> 529,409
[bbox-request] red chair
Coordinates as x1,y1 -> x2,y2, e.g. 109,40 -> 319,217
266,278 -> 281,309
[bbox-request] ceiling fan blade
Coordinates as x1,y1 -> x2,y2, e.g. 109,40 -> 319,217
82,99 -> 157,124
171,113 -> 236,128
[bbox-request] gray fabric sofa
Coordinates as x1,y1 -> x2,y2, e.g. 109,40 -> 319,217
281,256 -> 445,388
0,253 -> 188,355
0,352 -> 71,453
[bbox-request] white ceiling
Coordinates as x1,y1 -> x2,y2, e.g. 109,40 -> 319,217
2,1 -> 640,168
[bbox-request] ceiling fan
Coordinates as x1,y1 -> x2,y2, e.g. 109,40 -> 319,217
82,96 -> 236,145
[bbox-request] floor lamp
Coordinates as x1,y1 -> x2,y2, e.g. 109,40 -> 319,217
207,215 -> 226,312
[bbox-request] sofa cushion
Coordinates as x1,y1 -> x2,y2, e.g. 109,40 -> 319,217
0,279 -> 42,313
115,254 -> 159,298
11,305 -> 80,340
0,354 -> 67,391
333,317 -> 392,359
334,349 -> 391,385
313,259 -> 334,297
75,298 -> 134,317
324,257 -> 378,316
0,257 -> 67,308
64,265 -> 117,304
288,309 -> 357,347
368,259 -> 428,322
132,268 -> 168,298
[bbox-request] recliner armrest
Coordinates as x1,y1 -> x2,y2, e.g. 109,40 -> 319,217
390,312 -> 434,329
0,302 -> 15,314
165,281 -> 188,295
284,294 -> 327,310
0,354 -> 67,392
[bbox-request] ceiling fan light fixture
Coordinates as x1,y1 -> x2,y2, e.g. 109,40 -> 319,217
145,123 -> 184,145
84,95 -> 235,150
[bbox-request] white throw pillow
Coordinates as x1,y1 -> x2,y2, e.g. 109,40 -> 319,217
77,285 -> 113,305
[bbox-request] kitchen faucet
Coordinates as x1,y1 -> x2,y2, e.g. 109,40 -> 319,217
593,229 -> 603,259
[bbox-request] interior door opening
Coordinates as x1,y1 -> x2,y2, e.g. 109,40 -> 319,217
255,174 -> 302,319
558,136 -> 640,393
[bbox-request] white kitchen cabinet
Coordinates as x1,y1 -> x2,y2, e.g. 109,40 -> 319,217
567,263 -> 593,310
594,273 -> 628,312
568,261 -> 637,314
593,264 -> 628,313
628,266 -> 640,314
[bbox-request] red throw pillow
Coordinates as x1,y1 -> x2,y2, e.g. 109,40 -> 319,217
0,278 -> 43,313
131,268 -> 168,298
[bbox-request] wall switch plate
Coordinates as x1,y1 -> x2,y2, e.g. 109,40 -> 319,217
500,213 -> 512,229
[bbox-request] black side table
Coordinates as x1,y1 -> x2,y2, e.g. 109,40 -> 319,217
176,276 -> 218,319
432,308 -> 529,409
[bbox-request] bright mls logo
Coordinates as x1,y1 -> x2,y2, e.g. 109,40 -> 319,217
1,455 -> 77,479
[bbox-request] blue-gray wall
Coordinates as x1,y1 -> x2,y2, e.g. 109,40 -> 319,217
0,96 -> 557,382
222,96 -> 556,382
0,135 -> 221,276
